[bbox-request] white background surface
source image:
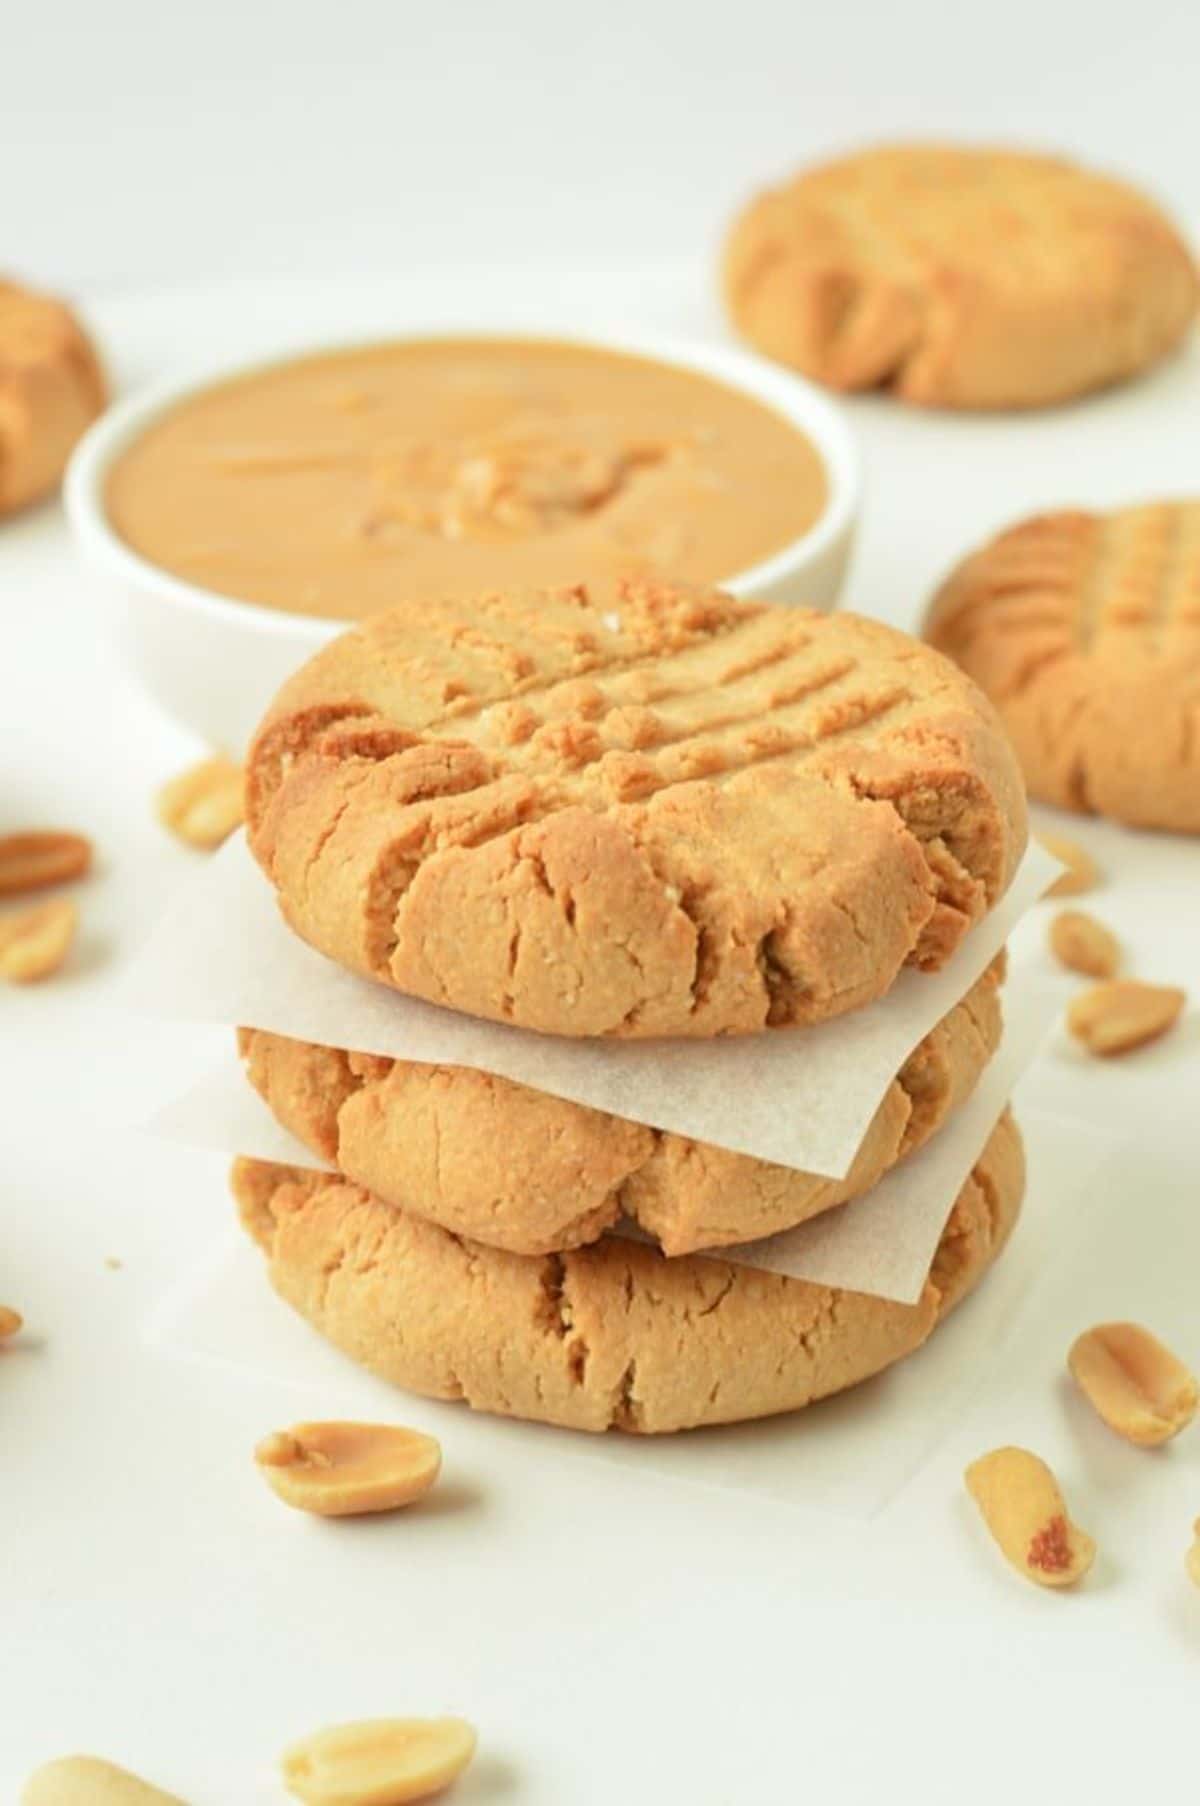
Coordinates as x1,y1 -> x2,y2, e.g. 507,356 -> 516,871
6,0 -> 1200,293
5,8 -> 1200,1801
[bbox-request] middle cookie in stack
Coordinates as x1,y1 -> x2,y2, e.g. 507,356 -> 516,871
234,578 -> 1029,1433
238,959 -> 1002,1256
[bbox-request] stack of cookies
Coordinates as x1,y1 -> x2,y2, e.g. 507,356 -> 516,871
231,578 -> 1030,1434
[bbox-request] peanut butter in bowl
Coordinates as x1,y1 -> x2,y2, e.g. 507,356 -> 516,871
103,336 -> 830,619
68,328 -> 858,747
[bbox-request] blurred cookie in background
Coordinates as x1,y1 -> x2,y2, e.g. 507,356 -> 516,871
722,143 -> 1198,410
925,500 -> 1200,832
0,278 -> 106,516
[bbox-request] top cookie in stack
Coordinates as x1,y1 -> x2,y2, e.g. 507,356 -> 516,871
246,579 -> 1026,1039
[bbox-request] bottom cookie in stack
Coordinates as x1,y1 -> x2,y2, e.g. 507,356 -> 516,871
231,1110 -> 1024,1435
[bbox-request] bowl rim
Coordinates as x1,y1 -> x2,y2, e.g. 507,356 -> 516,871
65,324 -> 861,641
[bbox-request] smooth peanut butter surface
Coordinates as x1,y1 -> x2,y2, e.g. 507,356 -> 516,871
106,337 -> 827,619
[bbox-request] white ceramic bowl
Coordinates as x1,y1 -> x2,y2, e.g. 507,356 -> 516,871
66,329 -> 860,751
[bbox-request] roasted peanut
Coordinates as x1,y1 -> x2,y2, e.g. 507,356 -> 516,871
1069,1322 -> 1198,1446
1067,979 -> 1185,1056
964,1447 -> 1095,1588
281,1717 -> 476,1805
156,756 -> 244,850
0,897 -> 77,982
0,1305 -> 23,1340
1038,832 -> 1100,898
0,830 -> 92,897
255,1421 -> 442,1517
20,1755 -> 187,1805
1187,1521 -> 1200,1590
1048,910 -> 1120,980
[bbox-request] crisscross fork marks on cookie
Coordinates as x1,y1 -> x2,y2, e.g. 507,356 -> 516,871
925,502 -> 1200,831
977,506 -> 1200,661
249,582 -> 1025,1038
1086,504 -> 1200,654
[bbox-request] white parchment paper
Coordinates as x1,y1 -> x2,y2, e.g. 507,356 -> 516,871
120,834 -> 1059,1180
143,982 -> 1057,1304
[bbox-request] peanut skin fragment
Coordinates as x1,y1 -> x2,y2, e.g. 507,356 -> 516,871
0,1304 -> 23,1340
255,1421 -> 442,1517
1067,979 -> 1186,1056
1069,1322 -> 1198,1446
0,830 -> 92,897
281,1717 -> 476,1806
156,756 -> 244,850
20,1755 -> 187,1804
0,897 -> 77,982
965,1446 -> 1095,1588
1038,832 -> 1100,898
1048,910 -> 1120,980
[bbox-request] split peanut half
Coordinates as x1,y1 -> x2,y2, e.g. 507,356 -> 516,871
964,1446 -> 1095,1588
156,756 -> 244,850
255,1421 -> 442,1517
0,897 -> 77,982
20,1755 -> 187,1804
1069,1322 -> 1198,1446
281,1717 -> 477,1805
1048,910 -> 1120,980
1067,979 -> 1186,1056
1187,1521 -> 1200,1589
0,830 -> 92,897
1038,832 -> 1100,898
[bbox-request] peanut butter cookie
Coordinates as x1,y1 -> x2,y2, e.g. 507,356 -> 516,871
723,144 -> 1198,409
232,1110 -> 1023,1434
238,963 -> 1002,1256
247,580 -> 1026,1038
1,279 -> 106,515
926,502 -> 1200,831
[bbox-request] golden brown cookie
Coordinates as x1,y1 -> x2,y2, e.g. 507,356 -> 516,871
0,279 -> 106,515
723,144 -> 1198,409
232,1109 -> 1023,1434
238,962 -> 1002,1256
247,580 -> 1026,1038
926,502 -> 1200,832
